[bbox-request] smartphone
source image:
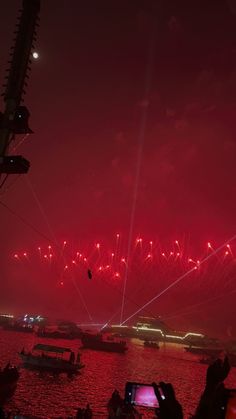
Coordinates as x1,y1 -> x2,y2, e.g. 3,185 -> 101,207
225,390 -> 236,419
125,382 -> 160,408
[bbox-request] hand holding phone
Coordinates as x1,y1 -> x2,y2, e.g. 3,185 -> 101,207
124,381 -> 183,419
153,382 -> 183,419
125,382 -> 159,408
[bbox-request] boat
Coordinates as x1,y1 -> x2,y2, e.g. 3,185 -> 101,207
81,333 -> 128,353
184,346 -> 223,357
104,316 -> 212,346
18,343 -> 84,373
37,328 -> 75,340
3,323 -> 33,333
0,364 -> 19,403
144,340 -> 159,349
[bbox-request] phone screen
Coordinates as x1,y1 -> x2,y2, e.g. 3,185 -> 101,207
125,382 -> 159,408
225,390 -> 236,419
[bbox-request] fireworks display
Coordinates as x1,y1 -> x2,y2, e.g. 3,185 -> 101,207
10,234 -> 236,331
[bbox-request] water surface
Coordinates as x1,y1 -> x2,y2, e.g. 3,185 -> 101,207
1,330 -> 236,418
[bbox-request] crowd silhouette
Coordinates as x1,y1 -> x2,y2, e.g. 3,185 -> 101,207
0,356 -> 234,418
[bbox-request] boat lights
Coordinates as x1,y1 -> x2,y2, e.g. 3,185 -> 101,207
0,313 -> 14,318
110,325 -> 204,341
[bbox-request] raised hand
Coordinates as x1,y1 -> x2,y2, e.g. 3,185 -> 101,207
193,356 -> 231,419
206,356 -> 230,389
153,382 -> 183,419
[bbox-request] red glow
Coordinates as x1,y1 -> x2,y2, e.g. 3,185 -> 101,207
207,242 -> 212,248
60,281 -> 64,286
23,252 -> 27,257
96,243 -> 100,249
175,240 -> 179,245
63,241 -> 67,245
10,235 -> 236,328
149,241 -> 153,245
227,244 -> 230,249
48,245 -> 51,249
116,233 -> 120,238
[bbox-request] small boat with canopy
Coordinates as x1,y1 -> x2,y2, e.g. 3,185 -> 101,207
19,343 -> 84,373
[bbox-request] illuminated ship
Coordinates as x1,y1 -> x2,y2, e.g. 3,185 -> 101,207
81,333 -> 128,353
105,316 -> 208,345
0,313 -> 14,326
2,314 -> 46,333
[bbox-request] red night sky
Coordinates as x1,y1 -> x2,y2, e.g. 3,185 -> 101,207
1,0 -> 236,337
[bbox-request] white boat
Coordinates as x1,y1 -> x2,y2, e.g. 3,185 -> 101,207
18,343 -> 84,373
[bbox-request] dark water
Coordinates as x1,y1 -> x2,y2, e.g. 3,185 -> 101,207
1,330 -> 236,418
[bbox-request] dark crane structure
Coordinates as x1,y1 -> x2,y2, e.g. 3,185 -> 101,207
0,0 -> 40,178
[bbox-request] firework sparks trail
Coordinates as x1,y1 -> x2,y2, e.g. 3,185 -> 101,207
120,234 -> 236,325
11,231 -> 236,326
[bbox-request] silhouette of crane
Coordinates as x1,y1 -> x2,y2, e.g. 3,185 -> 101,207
0,0 -> 40,177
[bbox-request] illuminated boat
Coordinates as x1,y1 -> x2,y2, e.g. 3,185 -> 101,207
105,316 -> 206,345
81,333 -> 128,353
19,344 -> 84,373
0,365 -> 19,403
